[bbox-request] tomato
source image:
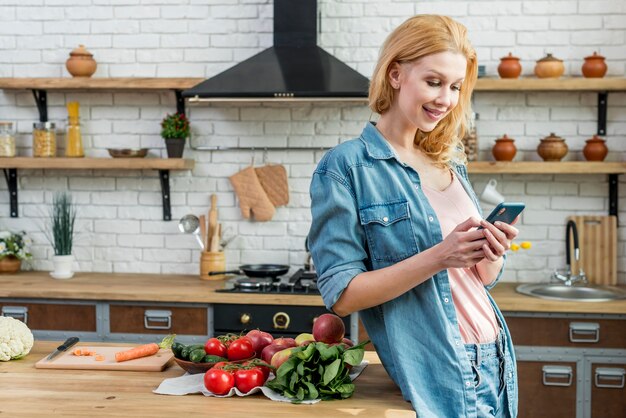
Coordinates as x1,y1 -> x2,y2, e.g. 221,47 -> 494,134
227,336 -> 255,361
204,338 -> 227,357
243,360 -> 271,381
204,369 -> 235,395
234,367 -> 266,393
211,361 -> 229,370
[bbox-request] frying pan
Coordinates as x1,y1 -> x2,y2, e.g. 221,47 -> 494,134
208,264 -> 290,278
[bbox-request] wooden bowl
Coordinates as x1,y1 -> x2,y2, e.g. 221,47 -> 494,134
173,356 -> 254,374
107,148 -> 148,158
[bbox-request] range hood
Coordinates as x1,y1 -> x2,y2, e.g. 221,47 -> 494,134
182,0 -> 370,102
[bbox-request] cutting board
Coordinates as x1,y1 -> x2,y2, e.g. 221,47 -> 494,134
568,215 -> 617,286
35,346 -> 173,372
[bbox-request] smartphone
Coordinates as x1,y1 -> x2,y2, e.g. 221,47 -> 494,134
478,202 -> 525,229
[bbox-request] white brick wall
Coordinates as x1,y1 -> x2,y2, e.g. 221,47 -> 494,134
0,0 -> 625,283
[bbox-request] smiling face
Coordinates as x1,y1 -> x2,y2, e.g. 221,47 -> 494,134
388,51 -> 467,133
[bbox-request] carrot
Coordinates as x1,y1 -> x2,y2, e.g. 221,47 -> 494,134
72,348 -> 83,356
114,334 -> 176,363
95,355 -> 105,361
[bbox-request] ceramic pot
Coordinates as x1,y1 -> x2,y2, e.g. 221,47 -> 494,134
165,138 -> 185,158
0,256 -> 21,274
498,53 -> 522,79
537,133 -> 568,161
492,134 -> 517,161
534,53 -> 565,78
583,135 -> 608,161
582,52 -> 607,78
51,255 -> 74,279
66,45 -> 97,78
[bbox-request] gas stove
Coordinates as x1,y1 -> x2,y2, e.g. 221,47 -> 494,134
215,268 -> 319,295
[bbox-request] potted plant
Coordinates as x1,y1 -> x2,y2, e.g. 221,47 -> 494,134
0,231 -> 32,274
46,192 -> 77,279
160,112 -> 189,158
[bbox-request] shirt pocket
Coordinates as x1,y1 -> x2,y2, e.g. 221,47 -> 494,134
359,200 -> 419,262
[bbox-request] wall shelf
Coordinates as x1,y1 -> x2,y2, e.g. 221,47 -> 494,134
0,158 -> 194,221
468,161 -> 626,174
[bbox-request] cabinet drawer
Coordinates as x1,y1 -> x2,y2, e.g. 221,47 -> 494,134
0,301 -> 96,332
591,362 -> 626,418
109,305 -> 207,335
518,360 -> 577,418
506,317 -> 626,348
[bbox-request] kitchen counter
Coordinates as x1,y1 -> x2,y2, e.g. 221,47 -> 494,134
0,341 -> 415,418
0,271 -> 625,313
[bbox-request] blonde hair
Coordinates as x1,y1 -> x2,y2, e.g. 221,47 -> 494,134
369,15 -> 477,167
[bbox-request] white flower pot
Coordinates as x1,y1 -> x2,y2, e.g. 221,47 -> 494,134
50,255 -> 74,280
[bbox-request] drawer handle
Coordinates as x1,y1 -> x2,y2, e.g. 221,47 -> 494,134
1,306 -> 28,325
143,309 -> 172,330
595,367 -> 625,389
569,322 -> 599,343
542,365 -> 573,387
272,312 -> 290,330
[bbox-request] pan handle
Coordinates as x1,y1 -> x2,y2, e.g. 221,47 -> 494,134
209,270 -> 241,276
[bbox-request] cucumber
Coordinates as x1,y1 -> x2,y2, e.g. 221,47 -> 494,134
171,342 -> 184,358
189,348 -> 207,363
203,354 -> 227,363
181,344 -> 204,360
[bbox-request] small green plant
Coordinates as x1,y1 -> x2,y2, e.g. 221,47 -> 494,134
160,112 -> 190,140
0,231 -> 32,261
47,192 -> 77,256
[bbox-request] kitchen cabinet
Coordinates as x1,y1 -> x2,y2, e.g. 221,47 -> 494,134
108,303 -> 208,336
505,312 -> 626,418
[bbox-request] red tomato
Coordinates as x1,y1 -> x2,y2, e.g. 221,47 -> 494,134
243,360 -> 271,381
227,336 -> 255,361
204,369 -> 235,395
211,361 -> 229,370
234,367 -> 266,393
204,338 -> 227,357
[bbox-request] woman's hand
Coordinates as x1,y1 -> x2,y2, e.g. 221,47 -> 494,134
436,217 -> 488,269
479,216 -> 520,262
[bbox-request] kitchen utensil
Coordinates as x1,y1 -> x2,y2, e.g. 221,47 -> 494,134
46,336 -> 79,361
36,345 -> 173,371
200,251 -> 226,280
209,222 -> 220,252
208,194 -> 218,250
492,134 -> 517,161
198,214 -> 207,250
208,263 -> 290,278
66,44 -> 97,78
583,135 -> 608,161
568,215 -> 617,286
582,51 -> 607,78
107,148 -> 148,158
498,52 -> 522,79
178,214 -> 205,250
537,133 -> 568,161
480,179 -> 505,206
534,53 -> 565,78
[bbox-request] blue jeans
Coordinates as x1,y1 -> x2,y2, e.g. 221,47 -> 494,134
465,332 -> 508,417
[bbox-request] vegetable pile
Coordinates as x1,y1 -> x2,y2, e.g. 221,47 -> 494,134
264,341 -> 366,402
0,316 -> 34,361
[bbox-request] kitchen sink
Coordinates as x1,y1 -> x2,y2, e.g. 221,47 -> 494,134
516,283 -> 626,302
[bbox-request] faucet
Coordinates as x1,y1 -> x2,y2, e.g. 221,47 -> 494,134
552,220 -> 587,286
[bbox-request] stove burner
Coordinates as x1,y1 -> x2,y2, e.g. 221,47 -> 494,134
234,277 -> 273,291
216,268 -> 319,295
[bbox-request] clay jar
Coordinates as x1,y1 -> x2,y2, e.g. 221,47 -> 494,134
498,53 -> 522,79
537,133 -> 568,161
582,52 -> 608,78
534,53 -> 565,78
66,45 -> 97,77
583,135 -> 608,161
492,134 -> 517,161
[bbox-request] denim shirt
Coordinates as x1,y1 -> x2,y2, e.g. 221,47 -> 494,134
309,122 -> 518,418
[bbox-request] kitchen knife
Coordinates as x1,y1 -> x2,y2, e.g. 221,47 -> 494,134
46,337 -> 79,361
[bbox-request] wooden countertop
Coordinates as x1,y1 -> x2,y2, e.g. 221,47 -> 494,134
0,341 -> 414,418
1,272 -> 625,314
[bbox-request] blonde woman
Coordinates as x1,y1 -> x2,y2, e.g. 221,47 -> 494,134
309,15 -> 519,417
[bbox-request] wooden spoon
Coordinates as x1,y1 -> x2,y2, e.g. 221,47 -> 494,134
208,194 -> 218,251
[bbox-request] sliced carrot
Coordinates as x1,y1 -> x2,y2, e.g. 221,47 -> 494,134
115,343 -> 159,362
95,355 -> 105,361
72,348 -> 83,356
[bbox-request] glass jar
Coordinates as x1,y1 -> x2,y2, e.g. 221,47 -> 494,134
33,121 -> 56,157
65,116 -> 84,157
0,121 -> 16,157
462,112 -> 478,161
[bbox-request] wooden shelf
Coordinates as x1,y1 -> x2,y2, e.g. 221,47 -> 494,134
468,161 -> 626,174
0,157 -> 194,170
0,77 -> 624,92
0,78 -> 203,90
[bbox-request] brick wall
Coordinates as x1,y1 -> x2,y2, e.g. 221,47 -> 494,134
0,0 -> 625,282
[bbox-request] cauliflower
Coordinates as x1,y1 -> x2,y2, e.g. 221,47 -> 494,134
0,316 -> 34,361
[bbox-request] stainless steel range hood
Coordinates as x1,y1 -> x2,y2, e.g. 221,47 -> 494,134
182,0 -> 370,103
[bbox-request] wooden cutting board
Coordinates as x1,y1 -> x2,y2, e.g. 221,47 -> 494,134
568,215 -> 617,286
35,346 -> 173,372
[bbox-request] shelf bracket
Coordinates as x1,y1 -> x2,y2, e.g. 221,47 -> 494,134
158,170 -> 172,221
32,90 -> 48,122
175,90 -> 185,115
597,92 -> 608,136
3,169 -> 18,218
609,174 -> 618,219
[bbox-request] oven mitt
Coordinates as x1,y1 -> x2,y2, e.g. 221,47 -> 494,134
255,164 -> 289,207
229,166 -> 275,222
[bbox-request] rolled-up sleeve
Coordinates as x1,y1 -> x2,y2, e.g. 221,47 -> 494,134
309,165 -> 367,312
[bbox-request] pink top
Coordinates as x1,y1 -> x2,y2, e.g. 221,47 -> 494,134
421,171 -> 499,344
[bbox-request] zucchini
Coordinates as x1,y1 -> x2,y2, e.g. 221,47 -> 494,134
189,348 -> 207,363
